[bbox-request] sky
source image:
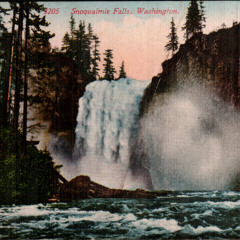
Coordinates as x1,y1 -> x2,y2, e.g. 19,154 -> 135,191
1,1 -> 240,80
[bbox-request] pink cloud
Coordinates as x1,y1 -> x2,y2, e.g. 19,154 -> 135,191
123,15 -> 141,27
94,17 -> 169,80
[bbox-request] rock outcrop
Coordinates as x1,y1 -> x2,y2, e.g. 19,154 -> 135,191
59,175 -> 167,202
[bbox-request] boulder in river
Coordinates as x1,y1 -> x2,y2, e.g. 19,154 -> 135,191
59,175 -> 167,202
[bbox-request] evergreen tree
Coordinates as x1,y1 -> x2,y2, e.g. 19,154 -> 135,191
0,2 -> 63,204
199,1 -> 206,33
87,23 -> 93,40
182,0 -> 201,39
61,17 -> 99,81
221,23 -> 227,29
61,32 -> 71,55
165,18 -> 179,56
20,1 -> 54,145
0,1 -> 54,149
61,16 -> 76,61
69,14 -> 75,38
91,35 -> 100,79
75,20 -> 88,77
103,49 -> 116,80
118,61 -> 127,79
85,23 -> 93,78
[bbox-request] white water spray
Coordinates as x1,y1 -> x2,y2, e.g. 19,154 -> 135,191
141,87 -> 240,190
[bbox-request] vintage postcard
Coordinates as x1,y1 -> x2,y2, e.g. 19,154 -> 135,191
0,1 -> 240,239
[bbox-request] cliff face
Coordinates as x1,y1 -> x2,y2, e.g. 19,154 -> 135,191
141,23 -> 240,114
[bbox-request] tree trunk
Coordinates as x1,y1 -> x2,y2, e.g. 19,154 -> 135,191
23,5 -> 29,152
2,3 -> 17,125
13,2 -> 23,139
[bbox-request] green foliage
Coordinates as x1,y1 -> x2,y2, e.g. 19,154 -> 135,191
61,17 -> 96,81
103,49 -> 116,80
118,61 -> 127,79
0,127 -> 57,204
182,0 -> 203,39
165,18 -> 179,55
199,0 -> 206,32
91,35 -> 101,79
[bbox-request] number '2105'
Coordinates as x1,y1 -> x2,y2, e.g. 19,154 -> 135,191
44,8 -> 59,14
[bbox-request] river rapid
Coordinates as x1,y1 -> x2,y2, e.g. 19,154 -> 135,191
1,191 -> 240,239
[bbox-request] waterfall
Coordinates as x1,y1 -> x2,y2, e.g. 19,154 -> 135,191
54,79 -> 240,191
74,78 -> 150,189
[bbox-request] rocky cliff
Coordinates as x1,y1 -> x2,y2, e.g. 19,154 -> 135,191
141,23 -> 240,115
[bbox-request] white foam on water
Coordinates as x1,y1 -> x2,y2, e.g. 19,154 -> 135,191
206,200 -> 240,209
124,213 -> 137,221
152,208 -> 165,213
131,218 -> 182,232
202,210 -> 213,216
182,224 -> 222,235
69,210 -> 123,222
5,205 -> 50,217
222,191 -> 240,196
235,226 -> 240,231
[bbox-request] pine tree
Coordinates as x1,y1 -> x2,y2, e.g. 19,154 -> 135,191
75,20 -> 87,76
165,18 -> 179,56
73,20 -> 89,78
182,0 -> 201,39
21,1 -> 54,145
87,23 -> 93,40
62,32 -> 71,54
61,17 -> 100,81
91,35 -> 100,79
0,1 -> 54,149
69,15 -> 76,59
103,49 -> 116,80
199,1 -> 206,33
221,23 -> 226,29
118,61 -> 127,79
69,15 -> 75,38
61,16 -> 75,59
85,23 -> 93,78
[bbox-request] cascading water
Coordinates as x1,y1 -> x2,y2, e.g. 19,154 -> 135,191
74,78 -> 150,189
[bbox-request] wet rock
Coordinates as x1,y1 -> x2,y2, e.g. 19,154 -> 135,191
59,175 -> 167,202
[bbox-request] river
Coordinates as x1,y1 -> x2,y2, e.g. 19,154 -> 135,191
1,191 -> 240,239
